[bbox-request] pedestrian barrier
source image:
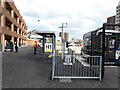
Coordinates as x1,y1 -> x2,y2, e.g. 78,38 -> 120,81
52,49 -> 102,81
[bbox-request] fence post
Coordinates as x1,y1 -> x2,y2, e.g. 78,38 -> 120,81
52,50 -> 56,80
68,48 -> 70,55
99,56 -> 102,81
73,50 -> 75,64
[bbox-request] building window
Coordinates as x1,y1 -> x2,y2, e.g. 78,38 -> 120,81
14,25 -> 17,34
14,12 -> 18,23
5,2 -> 12,16
5,18 -> 12,31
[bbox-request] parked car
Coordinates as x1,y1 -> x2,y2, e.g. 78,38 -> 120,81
5,42 -> 11,52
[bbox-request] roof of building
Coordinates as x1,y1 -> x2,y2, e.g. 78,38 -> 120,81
35,31 -> 56,37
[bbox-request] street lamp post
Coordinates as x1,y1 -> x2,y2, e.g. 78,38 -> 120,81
59,23 -> 67,59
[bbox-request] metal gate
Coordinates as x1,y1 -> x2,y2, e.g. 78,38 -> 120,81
52,49 -> 102,81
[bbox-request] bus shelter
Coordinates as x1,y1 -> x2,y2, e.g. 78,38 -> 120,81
35,31 -> 56,62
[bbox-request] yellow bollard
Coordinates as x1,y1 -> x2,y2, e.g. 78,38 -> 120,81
48,54 -> 52,58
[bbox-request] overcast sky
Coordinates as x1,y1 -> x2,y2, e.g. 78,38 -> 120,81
13,0 -> 120,40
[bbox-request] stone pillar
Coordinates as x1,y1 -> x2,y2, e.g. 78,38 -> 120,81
17,38 -> 19,47
21,22 -> 22,27
1,14 -> 5,52
12,37 -> 14,51
22,39 -> 24,46
20,39 -> 22,47
11,23 -> 14,32
1,14 -> 5,27
17,18 -> 19,24
21,31 -> 22,35
1,34 -> 5,52
17,28 -> 19,34
11,10 -> 14,18
11,37 -> 14,44
2,2 -> 6,8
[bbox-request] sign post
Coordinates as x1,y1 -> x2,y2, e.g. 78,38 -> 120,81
59,23 -> 67,59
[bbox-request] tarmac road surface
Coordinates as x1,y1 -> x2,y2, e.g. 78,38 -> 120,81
2,46 -> 119,88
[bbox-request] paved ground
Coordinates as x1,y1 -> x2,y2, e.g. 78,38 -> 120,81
2,46 -> 119,88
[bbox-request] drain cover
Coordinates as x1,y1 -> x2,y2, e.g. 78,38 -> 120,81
60,78 -> 72,82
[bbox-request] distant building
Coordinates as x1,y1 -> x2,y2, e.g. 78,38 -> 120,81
0,1 -> 28,52
59,32 -> 69,41
27,30 -> 43,46
116,1 -> 120,31
106,16 -> 115,30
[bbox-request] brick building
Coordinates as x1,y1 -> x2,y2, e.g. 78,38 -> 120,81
106,16 -> 115,30
0,0 -> 28,52
116,1 -> 120,31
59,32 -> 69,42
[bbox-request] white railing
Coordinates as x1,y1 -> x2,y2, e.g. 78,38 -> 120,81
52,49 -> 102,81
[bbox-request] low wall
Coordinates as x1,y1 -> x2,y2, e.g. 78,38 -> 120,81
27,39 -> 38,46
68,46 -> 82,54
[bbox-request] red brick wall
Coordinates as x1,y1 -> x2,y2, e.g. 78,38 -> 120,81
27,39 -> 38,46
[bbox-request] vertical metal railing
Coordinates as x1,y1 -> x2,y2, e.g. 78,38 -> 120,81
52,49 -> 102,81
51,49 -> 56,80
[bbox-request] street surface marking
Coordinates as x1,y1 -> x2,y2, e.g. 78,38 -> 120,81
60,78 -> 72,82
75,56 -> 90,67
105,66 -> 118,68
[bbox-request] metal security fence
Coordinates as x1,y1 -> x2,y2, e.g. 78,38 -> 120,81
52,50 -> 102,81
